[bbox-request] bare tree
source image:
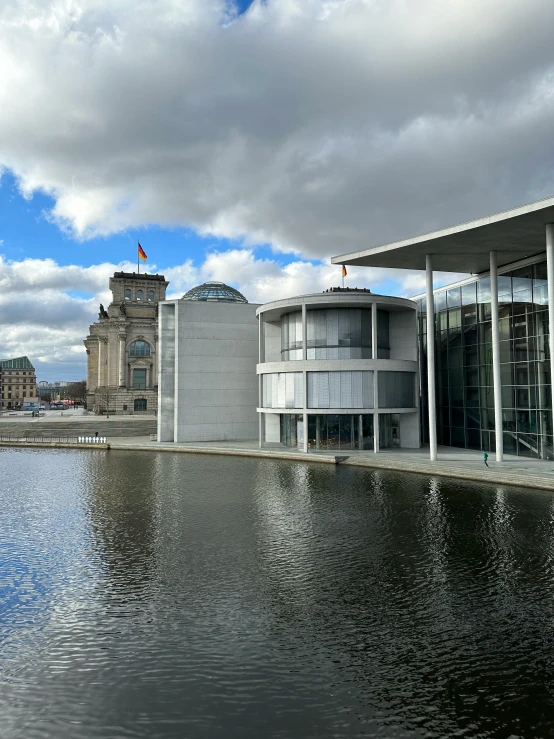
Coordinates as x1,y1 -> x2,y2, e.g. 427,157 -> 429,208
94,386 -> 117,417
65,381 -> 86,406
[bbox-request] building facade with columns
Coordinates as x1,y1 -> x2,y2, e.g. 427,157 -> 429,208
257,288 -> 420,452
84,271 -> 168,414
332,195 -> 554,461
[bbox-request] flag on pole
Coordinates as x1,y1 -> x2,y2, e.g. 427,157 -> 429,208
138,242 -> 147,262
342,265 -> 347,277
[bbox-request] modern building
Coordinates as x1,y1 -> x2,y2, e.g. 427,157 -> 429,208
257,288 -> 420,452
84,271 -> 168,414
158,282 -> 260,442
332,195 -> 554,460
0,356 -> 38,409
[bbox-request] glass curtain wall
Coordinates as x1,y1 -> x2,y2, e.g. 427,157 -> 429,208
418,259 -> 552,459
306,414 -> 374,450
281,308 -> 390,360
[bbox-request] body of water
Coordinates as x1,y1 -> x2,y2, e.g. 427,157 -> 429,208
1,448 -> 554,738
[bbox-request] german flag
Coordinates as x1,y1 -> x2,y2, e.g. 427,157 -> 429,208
342,265 -> 347,277
138,242 -> 147,262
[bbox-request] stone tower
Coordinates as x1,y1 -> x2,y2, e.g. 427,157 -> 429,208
84,272 -> 168,414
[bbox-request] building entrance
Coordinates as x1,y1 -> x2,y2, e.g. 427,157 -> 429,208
379,413 -> 400,449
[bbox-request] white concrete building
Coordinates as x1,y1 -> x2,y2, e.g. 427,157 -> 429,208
257,288 -> 420,452
158,282 -> 260,442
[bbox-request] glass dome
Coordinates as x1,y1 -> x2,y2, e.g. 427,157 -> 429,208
181,281 -> 248,303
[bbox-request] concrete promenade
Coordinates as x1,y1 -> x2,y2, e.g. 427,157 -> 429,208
3,433 -> 553,492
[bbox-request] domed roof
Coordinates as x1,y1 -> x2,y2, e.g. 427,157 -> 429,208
181,281 -> 248,303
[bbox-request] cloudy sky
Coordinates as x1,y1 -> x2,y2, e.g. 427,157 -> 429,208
1,0 -> 553,380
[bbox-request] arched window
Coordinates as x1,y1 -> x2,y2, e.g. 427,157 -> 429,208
147,290 -> 155,302
125,289 -> 131,300
134,398 -> 147,411
136,289 -> 143,301
129,340 -> 151,357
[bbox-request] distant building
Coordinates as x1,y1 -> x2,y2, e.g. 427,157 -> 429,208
0,356 -> 38,409
84,271 -> 168,414
158,282 -> 260,442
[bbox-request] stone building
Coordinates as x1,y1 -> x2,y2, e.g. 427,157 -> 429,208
84,271 -> 168,414
0,356 -> 38,409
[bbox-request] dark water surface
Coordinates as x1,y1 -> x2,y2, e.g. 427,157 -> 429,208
1,448 -> 554,738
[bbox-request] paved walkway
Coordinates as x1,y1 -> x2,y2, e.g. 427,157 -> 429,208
107,438 -> 554,492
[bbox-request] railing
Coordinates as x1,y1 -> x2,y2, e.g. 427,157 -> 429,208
0,435 -> 108,444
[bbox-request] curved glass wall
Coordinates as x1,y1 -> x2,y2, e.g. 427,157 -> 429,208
281,312 -> 303,360
307,371 -> 373,408
262,373 -> 303,408
280,308 -> 390,360
279,413 -> 374,450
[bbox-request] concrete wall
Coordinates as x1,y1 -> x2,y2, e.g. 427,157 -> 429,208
158,303 -> 176,442
263,320 -> 281,362
159,300 -> 260,442
265,412 -> 280,443
399,412 -> 420,448
389,309 -> 418,361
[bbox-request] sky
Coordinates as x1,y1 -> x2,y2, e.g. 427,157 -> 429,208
1,0 -> 553,381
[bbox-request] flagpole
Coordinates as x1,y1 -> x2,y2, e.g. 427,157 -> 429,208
137,240 -> 139,274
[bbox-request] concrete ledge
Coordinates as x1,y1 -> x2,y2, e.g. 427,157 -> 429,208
0,441 -> 109,450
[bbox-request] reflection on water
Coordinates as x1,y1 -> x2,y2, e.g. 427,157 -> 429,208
1,447 -> 554,738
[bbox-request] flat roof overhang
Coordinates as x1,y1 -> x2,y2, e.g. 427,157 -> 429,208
331,195 -> 554,274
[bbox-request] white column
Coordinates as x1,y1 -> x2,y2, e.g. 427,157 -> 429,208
302,304 -> 307,361
118,335 -> 126,387
426,255 -> 437,461
97,339 -> 104,387
302,304 -> 308,453
490,251 -> 503,462
372,302 -> 379,453
547,224 -> 554,417
258,315 -> 263,448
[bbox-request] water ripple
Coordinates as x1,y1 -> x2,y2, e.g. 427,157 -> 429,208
1,448 -> 554,738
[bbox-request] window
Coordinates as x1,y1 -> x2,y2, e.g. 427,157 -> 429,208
134,398 -> 147,411
136,289 -> 143,301
308,371 -> 374,408
125,289 -> 131,300
129,340 -> 151,357
262,373 -> 303,408
133,369 -> 147,390
147,290 -> 155,302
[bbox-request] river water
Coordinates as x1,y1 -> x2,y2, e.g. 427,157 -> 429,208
1,448 -> 554,738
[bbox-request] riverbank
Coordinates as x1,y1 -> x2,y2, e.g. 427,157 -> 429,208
2,436 -> 554,491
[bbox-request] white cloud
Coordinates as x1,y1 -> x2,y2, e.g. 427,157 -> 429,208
0,0 -> 552,259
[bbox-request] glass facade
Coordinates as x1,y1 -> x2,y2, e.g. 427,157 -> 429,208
378,372 -> 416,408
307,371 -> 374,408
279,413 -> 374,450
418,259 -> 553,458
262,373 -> 303,408
281,308 -> 390,360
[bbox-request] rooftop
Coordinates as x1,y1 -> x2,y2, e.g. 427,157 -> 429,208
113,272 -> 167,282
182,281 -> 248,303
331,194 -> 554,274
0,356 -> 35,370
